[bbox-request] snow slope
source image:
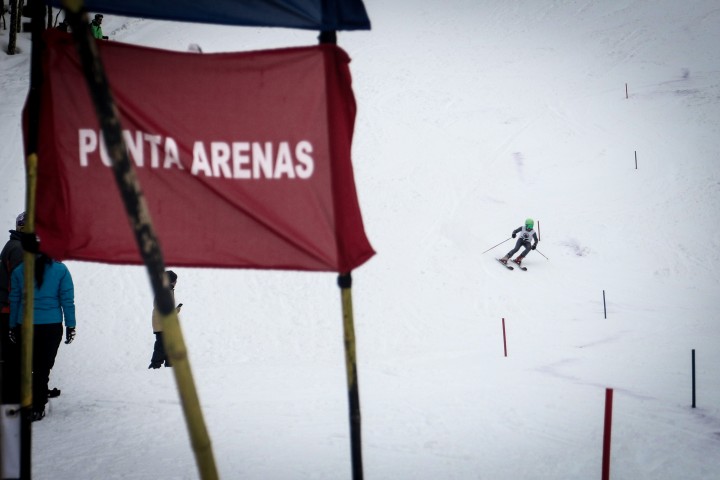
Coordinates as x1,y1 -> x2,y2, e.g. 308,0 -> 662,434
1,1 -> 720,478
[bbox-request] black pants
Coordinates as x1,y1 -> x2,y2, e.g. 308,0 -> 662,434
151,332 -> 171,366
33,323 -> 63,410
505,238 -> 532,259
0,311 -> 20,403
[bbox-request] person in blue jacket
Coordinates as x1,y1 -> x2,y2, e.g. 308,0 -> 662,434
9,253 -> 76,421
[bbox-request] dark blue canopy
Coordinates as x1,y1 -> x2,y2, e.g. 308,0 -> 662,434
47,0 -> 370,31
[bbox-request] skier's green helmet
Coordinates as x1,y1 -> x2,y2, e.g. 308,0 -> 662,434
525,218 -> 534,229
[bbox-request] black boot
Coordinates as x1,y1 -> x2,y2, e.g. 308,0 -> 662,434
31,407 -> 46,422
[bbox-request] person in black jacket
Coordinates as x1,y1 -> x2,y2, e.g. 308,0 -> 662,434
148,270 -> 182,369
0,212 -> 26,403
499,218 -> 539,267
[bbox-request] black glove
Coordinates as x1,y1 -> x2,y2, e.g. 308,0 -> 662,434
65,327 -> 76,344
532,244 -> 537,250
512,233 -> 516,238
9,327 -> 19,344
19,232 -> 40,253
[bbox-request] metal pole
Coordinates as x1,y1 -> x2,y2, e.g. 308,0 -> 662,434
482,237 -> 512,255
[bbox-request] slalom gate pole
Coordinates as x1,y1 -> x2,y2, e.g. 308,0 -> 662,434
537,220 -> 540,241
481,237 -> 512,255
603,290 -> 607,319
338,273 -> 364,480
692,349 -> 696,408
62,4 -> 218,478
501,318 -> 507,357
602,388 -> 614,480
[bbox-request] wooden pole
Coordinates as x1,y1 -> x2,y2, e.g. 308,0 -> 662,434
322,28 -> 364,478
20,154 -> 38,480
338,273 -> 364,480
19,2 -> 48,474
61,3 -> 217,478
7,0 -> 19,54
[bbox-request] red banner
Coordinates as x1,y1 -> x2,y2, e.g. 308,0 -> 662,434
29,30 -> 374,272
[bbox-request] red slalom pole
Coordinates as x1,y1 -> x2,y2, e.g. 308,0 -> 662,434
602,388 -> 614,480
502,318 -> 507,357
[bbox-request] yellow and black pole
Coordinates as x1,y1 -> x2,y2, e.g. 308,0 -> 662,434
319,27 -> 364,480
19,155 -> 38,479
17,0 -> 49,475
59,2 -> 218,478
338,272 -> 364,479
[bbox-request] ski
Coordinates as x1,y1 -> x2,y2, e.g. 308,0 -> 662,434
511,261 -> 527,271
497,258 -> 513,270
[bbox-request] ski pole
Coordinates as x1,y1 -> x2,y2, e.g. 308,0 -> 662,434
536,248 -> 549,260
482,237 -> 512,255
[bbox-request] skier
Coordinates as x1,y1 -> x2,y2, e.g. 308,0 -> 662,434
499,218 -> 539,267
148,270 -> 182,369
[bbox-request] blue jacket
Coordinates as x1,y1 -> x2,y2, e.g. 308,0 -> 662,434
9,260 -> 76,328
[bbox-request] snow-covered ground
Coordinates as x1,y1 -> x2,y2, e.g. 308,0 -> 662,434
1,1 -> 720,478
